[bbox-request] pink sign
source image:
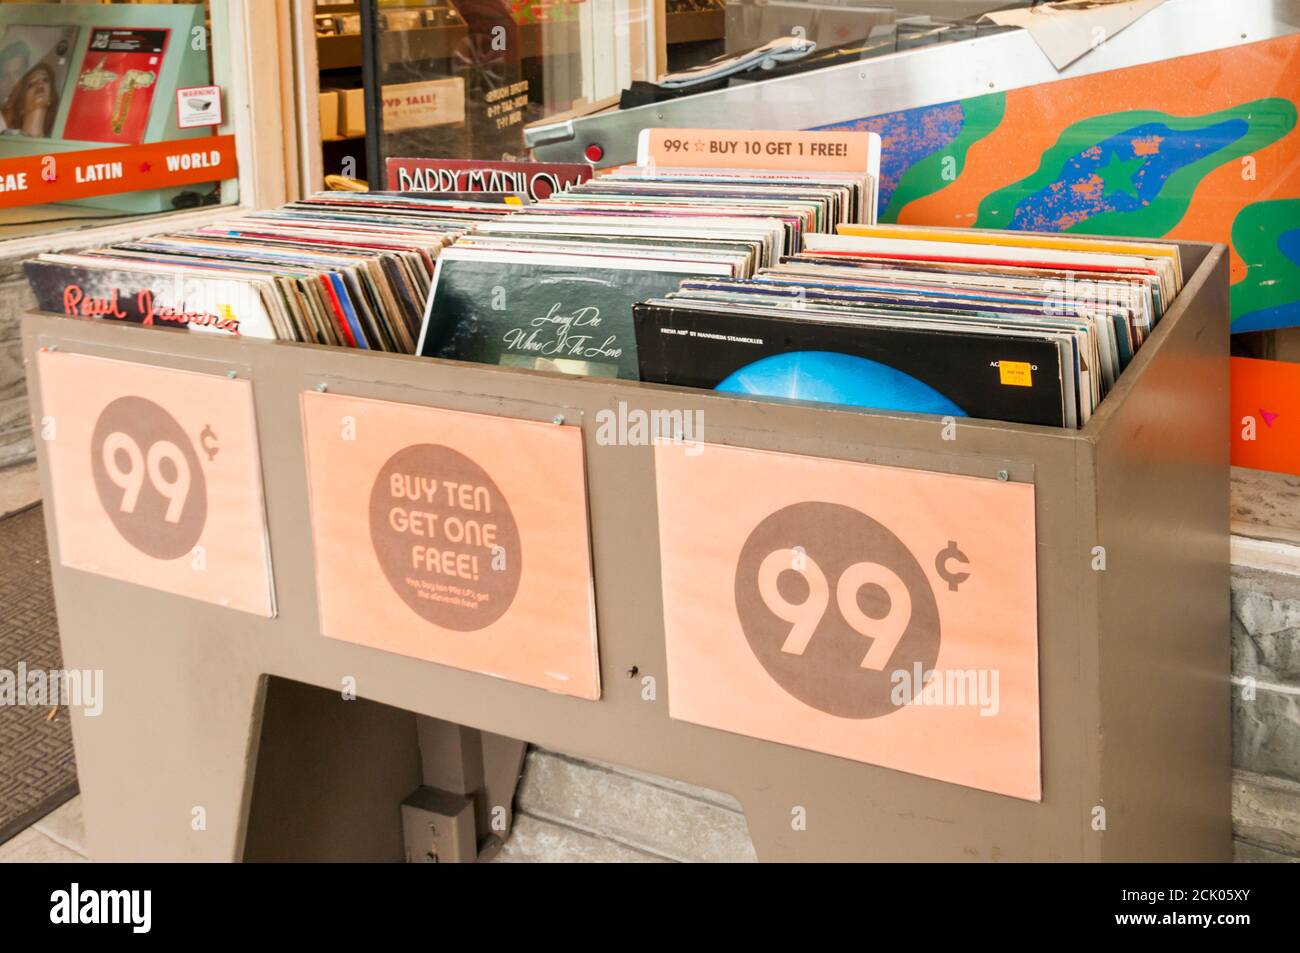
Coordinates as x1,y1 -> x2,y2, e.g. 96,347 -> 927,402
37,350 -> 274,616
301,391 -> 599,699
655,441 -> 1040,799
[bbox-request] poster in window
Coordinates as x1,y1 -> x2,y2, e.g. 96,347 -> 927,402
63,28 -> 169,144
0,24 -> 78,139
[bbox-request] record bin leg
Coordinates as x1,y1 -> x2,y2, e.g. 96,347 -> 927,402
66,646 -> 268,862
404,717 -> 526,863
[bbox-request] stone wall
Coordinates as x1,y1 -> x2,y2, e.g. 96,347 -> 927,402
1232,563 -> 1300,861
0,262 -> 36,470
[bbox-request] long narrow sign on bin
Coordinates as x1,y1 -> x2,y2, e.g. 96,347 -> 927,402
36,351 -> 275,616
636,127 -> 881,217
300,392 -> 599,699
637,127 -> 880,174
655,441 -> 1040,800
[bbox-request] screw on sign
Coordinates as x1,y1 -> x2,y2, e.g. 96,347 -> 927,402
734,501 -> 943,719
90,396 -> 209,560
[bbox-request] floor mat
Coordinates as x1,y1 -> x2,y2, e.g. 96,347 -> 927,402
0,504 -> 77,845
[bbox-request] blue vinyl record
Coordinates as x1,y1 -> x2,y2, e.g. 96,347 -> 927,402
716,351 -> 967,416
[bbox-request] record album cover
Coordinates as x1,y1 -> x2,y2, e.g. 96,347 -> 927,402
64,28 -> 169,144
421,250 -> 730,379
24,258 -> 278,339
0,23 -> 78,139
634,303 -> 1067,427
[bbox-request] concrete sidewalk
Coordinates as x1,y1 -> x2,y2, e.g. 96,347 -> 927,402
0,796 -> 87,862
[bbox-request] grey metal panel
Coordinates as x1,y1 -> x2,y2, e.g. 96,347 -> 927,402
527,0 -> 1300,165
1092,249 -> 1232,861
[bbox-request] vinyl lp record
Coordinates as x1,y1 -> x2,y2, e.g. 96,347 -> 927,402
715,350 -> 967,416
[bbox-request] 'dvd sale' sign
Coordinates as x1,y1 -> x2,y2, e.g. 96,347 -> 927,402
37,351 -> 274,616
655,441 -> 1040,800
300,391 -> 599,699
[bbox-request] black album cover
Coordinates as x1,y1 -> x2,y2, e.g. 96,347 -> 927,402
633,303 -> 1067,427
420,251 -> 730,379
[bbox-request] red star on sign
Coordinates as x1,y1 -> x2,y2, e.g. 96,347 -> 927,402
140,162 -> 151,173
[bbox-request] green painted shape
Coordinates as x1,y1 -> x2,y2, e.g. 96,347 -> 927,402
882,92 -> 1005,224
974,98 -> 1298,236
1095,152 -> 1145,200
1230,197 -> 1300,322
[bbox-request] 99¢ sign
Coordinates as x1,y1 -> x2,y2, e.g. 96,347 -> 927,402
735,501 -> 941,720
37,351 -> 274,616
91,395 -> 208,560
655,441 -> 1041,801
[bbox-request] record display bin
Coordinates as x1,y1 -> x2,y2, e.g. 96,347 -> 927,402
21,238 -> 1231,862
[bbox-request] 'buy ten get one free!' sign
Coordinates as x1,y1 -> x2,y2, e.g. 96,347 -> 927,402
37,350 -> 274,616
301,391 -> 599,699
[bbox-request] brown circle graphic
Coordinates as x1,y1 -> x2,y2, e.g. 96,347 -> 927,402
734,502 -> 940,719
90,395 -> 208,560
369,444 -> 521,631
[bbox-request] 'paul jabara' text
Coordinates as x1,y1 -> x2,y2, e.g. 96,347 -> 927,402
61,285 -> 239,333
501,304 -> 622,360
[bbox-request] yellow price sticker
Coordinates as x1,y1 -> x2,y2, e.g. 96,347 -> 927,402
999,361 -> 1033,387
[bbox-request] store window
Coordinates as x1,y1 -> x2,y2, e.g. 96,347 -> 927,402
662,1 -> 1006,75
309,1 -> 1017,187
0,0 -> 243,241
315,0 -> 658,183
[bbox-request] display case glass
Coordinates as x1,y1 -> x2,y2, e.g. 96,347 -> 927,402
0,0 -> 248,238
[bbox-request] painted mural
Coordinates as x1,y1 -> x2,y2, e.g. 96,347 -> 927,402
1232,198 -> 1300,333
818,33 -> 1300,335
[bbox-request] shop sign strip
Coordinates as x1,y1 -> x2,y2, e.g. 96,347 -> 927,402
0,134 -> 237,208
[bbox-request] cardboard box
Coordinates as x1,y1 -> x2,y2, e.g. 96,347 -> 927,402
337,87 -> 365,138
318,89 -> 339,140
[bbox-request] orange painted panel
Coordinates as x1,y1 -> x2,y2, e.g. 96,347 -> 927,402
1231,356 -> 1300,475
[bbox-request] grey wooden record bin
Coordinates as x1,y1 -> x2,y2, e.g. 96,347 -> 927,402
22,239 -> 1231,862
